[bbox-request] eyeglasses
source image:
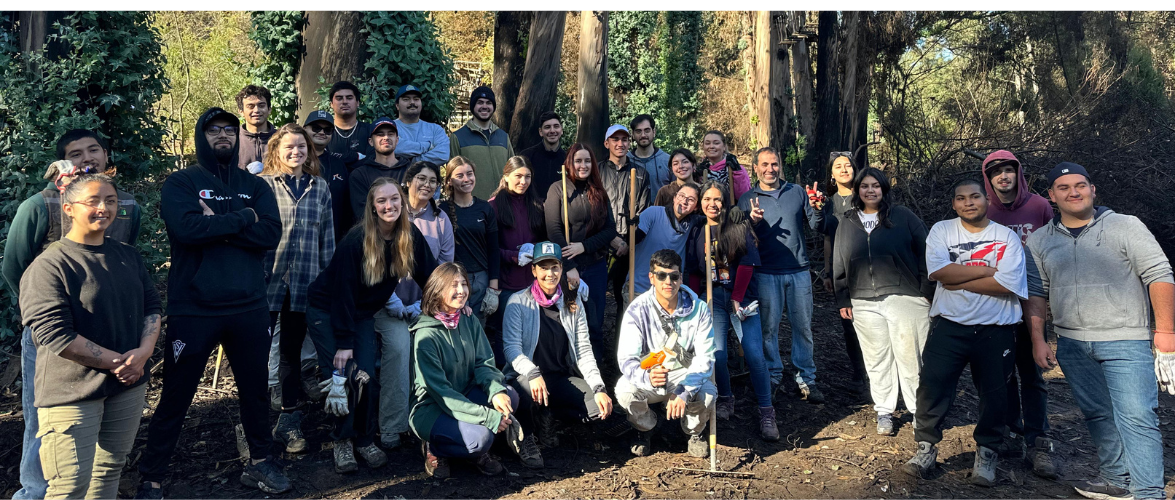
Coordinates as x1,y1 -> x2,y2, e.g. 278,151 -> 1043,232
70,199 -> 118,209
206,125 -> 238,136
413,175 -> 439,187
307,124 -> 333,134
652,271 -> 682,283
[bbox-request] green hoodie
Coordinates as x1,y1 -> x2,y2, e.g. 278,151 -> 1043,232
409,313 -> 509,440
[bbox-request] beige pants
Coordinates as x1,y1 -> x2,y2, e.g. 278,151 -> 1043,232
615,369 -> 716,435
37,383 -> 147,500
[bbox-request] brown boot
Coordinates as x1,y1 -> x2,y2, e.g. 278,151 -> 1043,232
474,453 -> 504,476
422,442 -> 449,478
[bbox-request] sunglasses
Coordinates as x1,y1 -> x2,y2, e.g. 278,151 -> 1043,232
652,271 -> 682,283
307,124 -> 334,134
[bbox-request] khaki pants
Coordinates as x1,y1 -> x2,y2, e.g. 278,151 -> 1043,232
37,383 -> 147,500
615,368 -> 716,435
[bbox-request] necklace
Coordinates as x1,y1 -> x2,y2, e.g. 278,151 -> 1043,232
336,124 -> 357,140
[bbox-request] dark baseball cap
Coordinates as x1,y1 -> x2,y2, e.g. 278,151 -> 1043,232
1046,162 -> 1091,187
532,241 -> 562,265
395,85 -> 423,100
303,110 -> 333,127
371,117 -> 397,136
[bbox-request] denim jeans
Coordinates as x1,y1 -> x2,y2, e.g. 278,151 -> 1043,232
707,286 -> 772,408
467,270 -> 490,321
756,270 -> 816,387
374,309 -> 411,437
1055,337 -> 1165,500
484,287 -> 523,368
14,326 -> 47,500
579,259 -> 609,366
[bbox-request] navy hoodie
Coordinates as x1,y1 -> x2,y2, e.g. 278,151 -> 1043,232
160,108 -> 282,316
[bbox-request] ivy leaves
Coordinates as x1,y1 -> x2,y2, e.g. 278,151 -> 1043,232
249,11 -> 305,127
358,12 -> 458,124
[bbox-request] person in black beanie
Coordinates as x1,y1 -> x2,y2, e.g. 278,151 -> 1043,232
135,108 -> 291,498
449,85 -> 514,200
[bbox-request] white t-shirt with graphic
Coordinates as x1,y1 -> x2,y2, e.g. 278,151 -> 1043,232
925,218 -> 1028,325
859,211 -> 879,234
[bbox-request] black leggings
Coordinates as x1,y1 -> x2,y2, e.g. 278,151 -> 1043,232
510,374 -> 600,434
271,293 -> 308,411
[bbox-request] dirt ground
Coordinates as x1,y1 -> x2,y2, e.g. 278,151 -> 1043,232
2,286 -> 1174,499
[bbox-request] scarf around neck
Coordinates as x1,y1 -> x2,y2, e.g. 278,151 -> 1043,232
434,310 -> 461,329
530,279 -> 562,308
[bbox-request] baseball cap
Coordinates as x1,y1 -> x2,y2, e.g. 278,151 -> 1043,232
371,117 -> 397,136
532,241 -> 562,264
303,110 -> 333,127
395,85 -> 423,101
605,124 -> 630,139
201,107 -> 239,129
1046,162 -> 1091,187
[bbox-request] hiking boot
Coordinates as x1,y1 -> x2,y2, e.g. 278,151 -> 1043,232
268,385 -> 282,412
534,406 -> 560,448
356,443 -> 387,468
333,440 -> 358,473
1003,431 -> 1027,459
517,433 -> 544,469
422,442 -> 449,479
301,363 -> 324,402
1073,480 -> 1133,500
1028,437 -> 1058,479
380,431 -> 401,450
630,429 -> 653,457
876,413 -> 894,436
474,453 -> 505,476
758,406 -> 780,442
240,458 -> 292,494
234,423 -> 249,460
799,385 -> 825,404
969,446 -> 998,487
687,433 -> 709,458
716,395 -> 735,421
901,441 -> 938,478
134,482 -> 163,499
272,411 -> 308,453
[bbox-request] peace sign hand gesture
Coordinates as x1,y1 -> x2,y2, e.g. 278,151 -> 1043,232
806,182 -> 826,210
748,198 -> 765,223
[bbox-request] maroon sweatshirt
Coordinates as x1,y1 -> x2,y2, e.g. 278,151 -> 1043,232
982,150 -> 1054,244
492,192 -> 545,291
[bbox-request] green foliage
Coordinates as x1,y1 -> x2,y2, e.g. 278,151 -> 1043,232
356,12 -> 458,124
608,12 -> 707,150
0,12 -> 172,343
248,11 -> 305,126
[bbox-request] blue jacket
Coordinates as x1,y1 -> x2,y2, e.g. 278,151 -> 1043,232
737,182 -> 823,274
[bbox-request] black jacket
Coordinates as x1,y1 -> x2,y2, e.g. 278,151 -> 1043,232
831,205 -> 933,308
349,156 -> 413,221
519,143 -> 566,201
318,151 -> 353,241
160,107 -> 283,316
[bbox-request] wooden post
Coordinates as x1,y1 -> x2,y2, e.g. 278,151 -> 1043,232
562,165 -> 570,238
704,224 -> 716,472
211,345 -> 225,389
628,168 -> 636,303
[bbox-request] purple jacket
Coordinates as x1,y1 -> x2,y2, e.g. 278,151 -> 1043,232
492,193 -> 543,291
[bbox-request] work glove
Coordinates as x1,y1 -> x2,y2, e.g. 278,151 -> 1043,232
318,374 -> 349,416
579,280 -> 590,302
1156,350 -> 1175,396
482,288 -> 501,316
404,300 -> 422,322
517,243 -> 535,266
734,300 -> 760,322
246,161 -> 263,175
385,293 -> 406,318
729,207 -> 747,225
357,152 -> 367,161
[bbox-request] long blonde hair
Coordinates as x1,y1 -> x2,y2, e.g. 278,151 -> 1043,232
262,123 -> 321,177
362,177 -> 414,286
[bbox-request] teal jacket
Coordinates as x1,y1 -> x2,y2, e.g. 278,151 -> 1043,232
449,120 -> 514,200
409,313 -> 509,440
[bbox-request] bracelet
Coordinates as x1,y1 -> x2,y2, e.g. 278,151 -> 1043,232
1154,330 -> 1175,336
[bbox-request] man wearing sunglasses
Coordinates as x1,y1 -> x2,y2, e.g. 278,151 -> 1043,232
4,129 -> 142,500
615,249 -> 716,459
305,110 -> 352,242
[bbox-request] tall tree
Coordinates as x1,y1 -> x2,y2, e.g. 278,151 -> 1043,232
510,11 -> 566,151
295,12 -> 368,122
790,12 -> 816,142
750,11 -> 795,166
492,11 -> 531,132
810,11 -> 841,181
576,11 -> 609,160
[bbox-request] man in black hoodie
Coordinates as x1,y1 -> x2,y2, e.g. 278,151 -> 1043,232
348,117 -> 411,220
135,108 -> 291,498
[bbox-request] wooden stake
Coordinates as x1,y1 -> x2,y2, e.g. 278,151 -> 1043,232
211,345 -> 225,389
704,223 -> 716,473
561,164 -> 570,241
627,168 -> 636,303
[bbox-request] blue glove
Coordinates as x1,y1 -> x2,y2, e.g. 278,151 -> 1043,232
517,243 -> 535,266
246,161 -> 263,175
578,280 -> 589,301
385,293 -> 406,318
404,300 -> 422,321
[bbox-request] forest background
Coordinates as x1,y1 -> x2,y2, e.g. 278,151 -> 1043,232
0,11 -> 1173,358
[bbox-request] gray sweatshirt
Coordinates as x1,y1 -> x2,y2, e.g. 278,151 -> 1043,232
1026,207 -> 1173,342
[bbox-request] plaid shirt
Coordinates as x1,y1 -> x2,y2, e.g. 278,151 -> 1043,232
261,174 -> 336,312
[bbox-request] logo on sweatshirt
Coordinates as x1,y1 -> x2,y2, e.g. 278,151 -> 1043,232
198,189 -> 233,201
333,173 -> 345,182
172,339 -> 186,362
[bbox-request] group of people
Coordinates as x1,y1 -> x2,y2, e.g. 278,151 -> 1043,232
5,79 -> 1174,500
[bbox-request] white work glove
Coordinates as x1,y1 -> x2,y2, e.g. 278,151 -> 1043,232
578,280 -> 589,301
1156,350 -> 1175,396
246,161 -> 263,175
318,374 -> 349,416
482,288 -> 500,315
385,293 -> 406,318
734,300 -> 760,322
404,300 -> 422,321
517,243 -> 535,266
357,152 -> 366,161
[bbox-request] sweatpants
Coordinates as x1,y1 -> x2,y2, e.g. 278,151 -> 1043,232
511,374 -> 601,433
850,294 -> 930,416
375,309 -> 412,437
271,292 -> 309,410
841,317 -> 868,383
306,305 -> 379,447
427,386 -> 520,459
38,383 -> 148,500
1005,322 -> 1050,445
912,318 -> 1015,451
615,369 -> 716,435
139,308 -> 273,483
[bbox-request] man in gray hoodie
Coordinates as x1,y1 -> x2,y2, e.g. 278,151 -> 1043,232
1026,162 -> 1175,500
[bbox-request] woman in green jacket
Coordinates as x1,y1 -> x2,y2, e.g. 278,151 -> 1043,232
410,262 -> 541,478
